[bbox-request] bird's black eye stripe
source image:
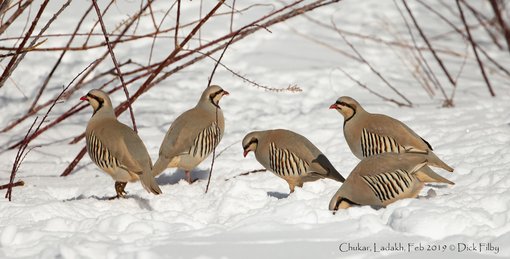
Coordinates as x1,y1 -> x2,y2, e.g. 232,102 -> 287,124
337,101 -> 356,111
87,94 -> 103,104
88,94 -> 104,113
209,90 -> 224,108
243,138 -> 258,150
209,90 -> 224,99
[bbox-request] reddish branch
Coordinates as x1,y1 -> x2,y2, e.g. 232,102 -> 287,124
92,0 -> 137,132
5,117 -> 36,201
417,0 -> 510,78
60,0 -> 342,177
462,0 -> 503,50
0,181 -> 24,191
174,0 -> 181,49
82,0 -> 115,47
29,3 -> 94,112
0,0 -> 33,35
456,0 -> 495,97
489,0 -> 510,52
1,0 -> 155,134
4,60 -> 96,200
0,0 -> 49,88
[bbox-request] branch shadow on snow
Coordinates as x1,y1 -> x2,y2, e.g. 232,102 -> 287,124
62,194 -> 154,210
267,191 -> 289,199
155,168 -> 210,186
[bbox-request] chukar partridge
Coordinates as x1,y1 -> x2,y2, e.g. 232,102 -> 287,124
242,129 -> 345,193
81,89 -> 162,198
152,85 -> 228,183
329,96 -> 454,182
329,152 -> 452,211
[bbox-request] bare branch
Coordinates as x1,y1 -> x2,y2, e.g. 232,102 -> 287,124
331,19 -> 413,107
456,0 -> 496,96
402,0 -> 456,86
92,0 -> 137,132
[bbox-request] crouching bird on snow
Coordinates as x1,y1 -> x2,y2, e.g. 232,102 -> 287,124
329,96 -> 454,185
329,152 -> 453,212
81,89 -> 162,198
242,129 -> 345,193
152,85 -> 228,183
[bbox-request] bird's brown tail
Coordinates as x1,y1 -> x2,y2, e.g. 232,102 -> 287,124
329,168 -> 346,183
416,166 -> 454,185
152,156 -> 169,177
427,152 -> 454,172
139,170 -> 162,195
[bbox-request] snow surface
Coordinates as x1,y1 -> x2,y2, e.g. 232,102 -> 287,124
1,0 -> 510,258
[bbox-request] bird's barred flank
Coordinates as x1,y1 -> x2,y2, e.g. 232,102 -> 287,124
268,142 -> 309,177
361,128 -> 404,157
189,122 -> 222,159
86,132 -> 121,170
361,169 -> 414,202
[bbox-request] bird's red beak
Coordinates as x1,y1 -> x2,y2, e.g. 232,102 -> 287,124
243,150 -> 249,157
80,95 -> 88,101
329,103 -> 338,109
223,90 -> 230,96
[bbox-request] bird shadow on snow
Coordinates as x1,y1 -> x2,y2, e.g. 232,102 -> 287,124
425,183 -> 451,189
155,168 -> 210,186
62,194 -> 154,210
267,191 -> 290,199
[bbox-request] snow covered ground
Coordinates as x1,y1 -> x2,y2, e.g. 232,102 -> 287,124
1,0 -> 509,258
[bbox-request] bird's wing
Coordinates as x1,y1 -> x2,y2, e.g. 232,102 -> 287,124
158,108 -> 214,159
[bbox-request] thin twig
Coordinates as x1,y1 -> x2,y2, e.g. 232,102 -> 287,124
1,0 -> 155,134
92,0 -> 137,132
174,0 -> 180,49
462,0 -> 503,50
149,1 -> 176,66
0,0 -> 33,35
456,0 -> 495,97
336,67 -> 407,107
394,0 -> 451,104
402,0 -> 456,86
195,49 -> 301,92
0,180 -> 24,191
7,60 -> 99,150
0,0 -> 50,88
28,3 -> 93,112
5,60 -> 93,201
489,0 -> 510,52
82,0 -> 114,47
5,118 -> 36,201
332,20 -> 412,107
204,23 -> 256,194
230,0 -> 236,33
417,0 -> 510,78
